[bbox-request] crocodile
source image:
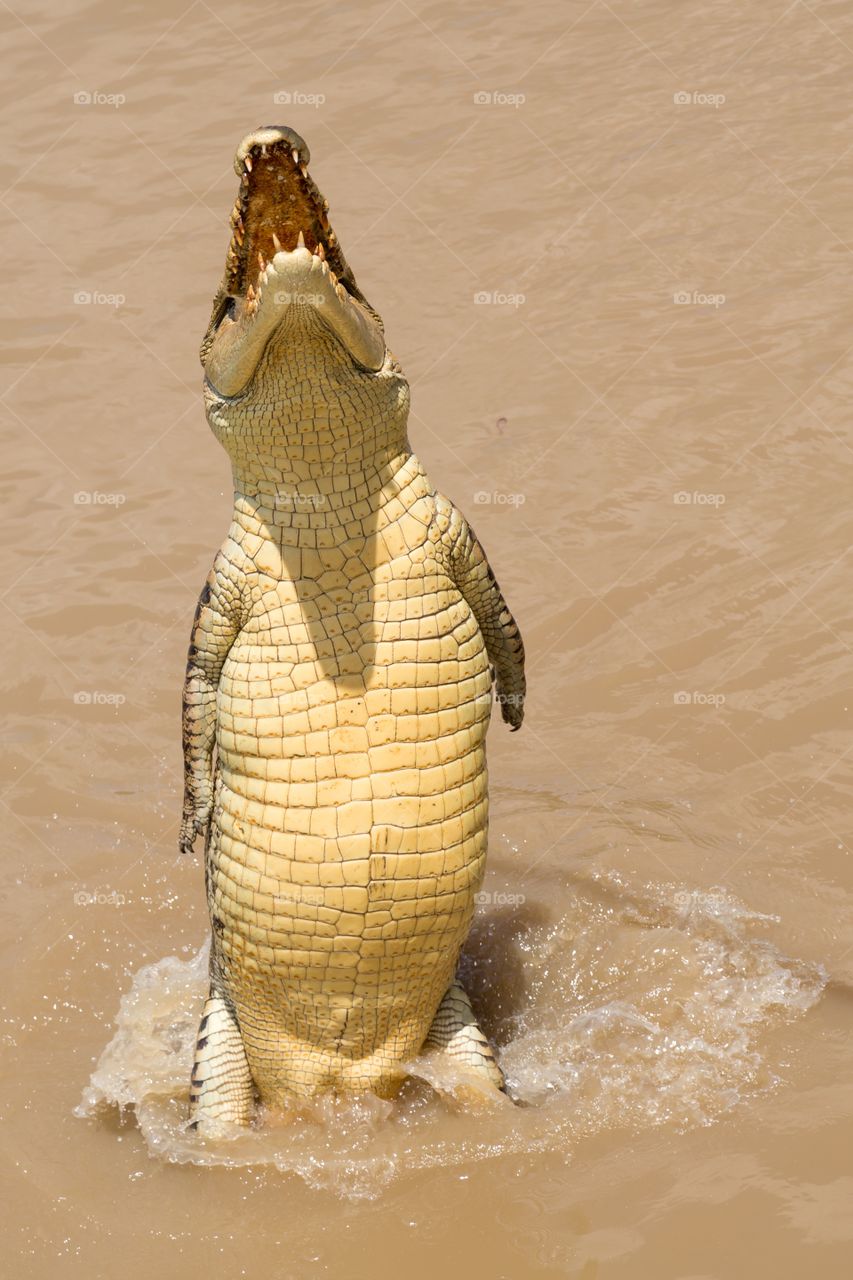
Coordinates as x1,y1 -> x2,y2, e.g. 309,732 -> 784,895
180,126 -> 526,1130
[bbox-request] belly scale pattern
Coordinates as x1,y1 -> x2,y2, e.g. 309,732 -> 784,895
208,474 -> 492,1099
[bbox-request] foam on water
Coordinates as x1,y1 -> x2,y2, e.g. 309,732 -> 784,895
76,875 -> 825,1198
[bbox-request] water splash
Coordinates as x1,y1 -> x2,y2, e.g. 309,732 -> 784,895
76,875 -> 825,1198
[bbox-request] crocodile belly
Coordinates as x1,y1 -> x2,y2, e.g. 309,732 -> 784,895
208,587 -> 493,1100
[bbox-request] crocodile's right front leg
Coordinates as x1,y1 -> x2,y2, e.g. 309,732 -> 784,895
179,550 -> 242,856
179,550 -> 255,1130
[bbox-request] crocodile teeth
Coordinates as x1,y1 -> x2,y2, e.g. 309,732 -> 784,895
292,148 -> 299,164
244,154 -> 252,172
300,165 -> 308,177
297,230 -> 306,249
272,233 -> 283,253
316,242 -> 325,261
246,284 -> 255,301
258,251 -> 266,272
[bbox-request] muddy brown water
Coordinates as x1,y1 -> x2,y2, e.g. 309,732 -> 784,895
3,1 -> 853,1277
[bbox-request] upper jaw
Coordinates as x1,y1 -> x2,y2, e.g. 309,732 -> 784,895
202,126 -> 386,396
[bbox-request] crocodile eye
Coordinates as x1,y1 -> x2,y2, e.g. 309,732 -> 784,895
213,296 -> 237,331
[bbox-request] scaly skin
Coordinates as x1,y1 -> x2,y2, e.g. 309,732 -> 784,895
180,128 -> 525,1128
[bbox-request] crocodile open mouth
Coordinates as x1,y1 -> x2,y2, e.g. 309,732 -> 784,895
202,126 -> 386,394
225,126 -> 353,304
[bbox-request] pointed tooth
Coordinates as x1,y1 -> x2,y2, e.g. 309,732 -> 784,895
261,144 -> 267,157
244,154 -> 252,172
272,233 -> 282,253
297,230 -> 306,249
317,242 -> 325,261
247,284 -> 255,301
292,148 -> 299,164
300,164 -> 308,177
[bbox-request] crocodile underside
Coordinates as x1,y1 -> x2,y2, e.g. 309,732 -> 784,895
181,127 -> 525,1124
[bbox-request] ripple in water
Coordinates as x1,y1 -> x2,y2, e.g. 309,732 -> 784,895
76,874 -> 825,1199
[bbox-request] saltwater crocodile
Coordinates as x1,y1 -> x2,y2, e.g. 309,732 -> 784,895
180,126 -> 526,1129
